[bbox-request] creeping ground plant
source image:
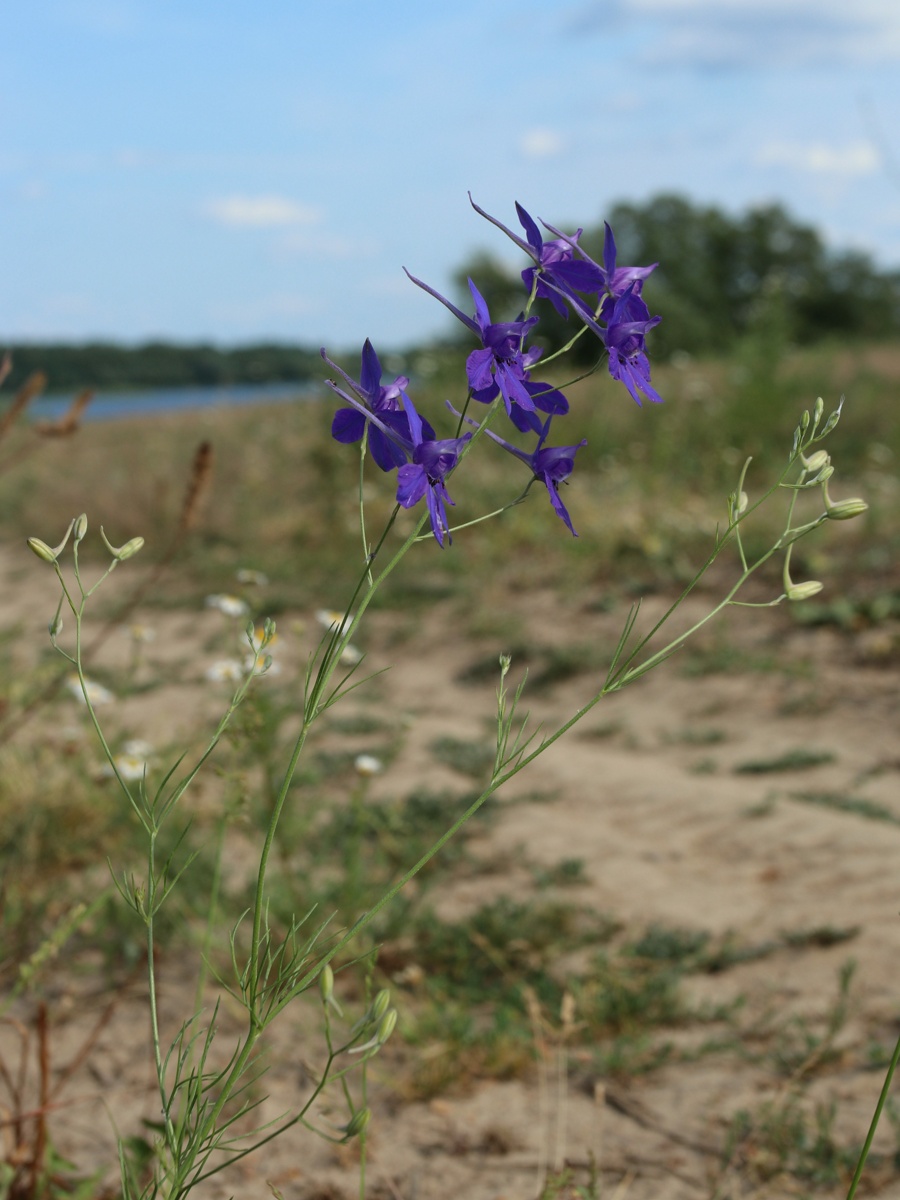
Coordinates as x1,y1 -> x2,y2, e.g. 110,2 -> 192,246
24,194 -> 879,1200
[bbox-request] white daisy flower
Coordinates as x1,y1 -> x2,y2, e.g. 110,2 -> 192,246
340,643 -> 363,666
205,659 -> 245,683
67,675 -> 114,705
315,608 -> 351,635
206,594 -> 249,618
354,754 -> 383,777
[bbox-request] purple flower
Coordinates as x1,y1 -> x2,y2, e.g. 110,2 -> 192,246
395,395 -> 471,547
322,341 -> 433,472
603,286 -> 663,407
467,196 -> 664,406
403,269 -> 545,421
449,403 -> 585,536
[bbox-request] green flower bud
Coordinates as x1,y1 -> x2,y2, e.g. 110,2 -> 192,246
343,1107 -> 371,1139
369,988 -> 391,1024
320,963 -> 334,1004
26,518 -> 76,563
73,513 -> 88,542
826,497 -> 869,521
27,537 -> 59,563
787,580 -> 824,602
375,1008 -> 398,1046
813,396 -> 824,426
802,450 -> 829,472
100,527 -> 145,561
117,537 -> 144,561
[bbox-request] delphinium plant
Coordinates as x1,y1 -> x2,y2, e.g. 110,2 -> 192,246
25,195 -> 872,1199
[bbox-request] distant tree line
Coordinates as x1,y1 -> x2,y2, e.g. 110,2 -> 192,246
453,193 -> 900,362
1,341 -> 323,394
5,196 -> 898,393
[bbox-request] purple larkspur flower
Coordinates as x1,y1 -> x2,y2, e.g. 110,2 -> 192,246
449,402 -> 586,536
404,269 -> 550,421
468,196 -> 663,406
322,353 -> 469,547
603,285 -> 663,407
395,395 -> 471,547
321,341 -> 433,472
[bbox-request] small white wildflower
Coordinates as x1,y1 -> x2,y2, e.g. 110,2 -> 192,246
316,608 -> 351,635
67,675 -> 114,705
123,738 -> 154,759
340,643 -> 363,666
206,594 -> 249,618
236,568 -> 269,586
129,623 -> 156,643
101,752 -> 148,782
205,658 -> 245,683
354,754 -> 382,777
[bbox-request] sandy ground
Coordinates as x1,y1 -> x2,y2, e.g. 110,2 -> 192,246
2,542 -> 900,1200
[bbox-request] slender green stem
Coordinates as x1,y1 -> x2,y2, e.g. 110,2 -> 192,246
846,1030 -> 900,1199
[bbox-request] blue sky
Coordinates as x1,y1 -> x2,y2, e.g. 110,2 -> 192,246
4,0 -> 900,350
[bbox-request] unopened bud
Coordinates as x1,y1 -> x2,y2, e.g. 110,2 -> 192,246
48,613 -> 64,639
343,1107 -> 371,1139
813,396 -> 824,425
787,580 -> 824,602
27,537 -> 58,563
802,450 -> 829,472
73,513 -> 88,542
375,1008 -> 398,1046
369,989 -> 391,1024
320,963 -> 334,1004
826,497 -> 869,521
27,518 -> 76,563
100,526 -> 145,560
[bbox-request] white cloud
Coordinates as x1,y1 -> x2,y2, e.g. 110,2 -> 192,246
520,128 -> 566,158
277,231 -> 373,259
758,140 -> 881,176
569,0 -> 900,67
204,195 -> 322,229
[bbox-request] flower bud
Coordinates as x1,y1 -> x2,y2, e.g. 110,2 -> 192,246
100,526 -> 145,561
802,450 -> 829,472
116,537 -> 145,561
375,1008 -> 398,1046
825,497 -> 869,521
27,537 -> 59,563
786,580 -> 824,602
343,1107 -> 371,1139
369,988 -> 391,1024
48,613 -> 64,639
320,963 -> 334,1004
813,396 -> 824,425
73,513 -> 88,542
27,518 -> 76,563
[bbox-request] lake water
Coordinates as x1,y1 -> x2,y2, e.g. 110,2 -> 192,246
29,380 -> 319,423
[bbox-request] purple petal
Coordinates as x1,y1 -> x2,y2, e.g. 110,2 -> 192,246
359,338 -> 381,399
396,463 -> 428,509
331,408 -> 366,444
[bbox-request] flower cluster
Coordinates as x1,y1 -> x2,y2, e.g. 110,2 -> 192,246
322,197 -> 662,545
